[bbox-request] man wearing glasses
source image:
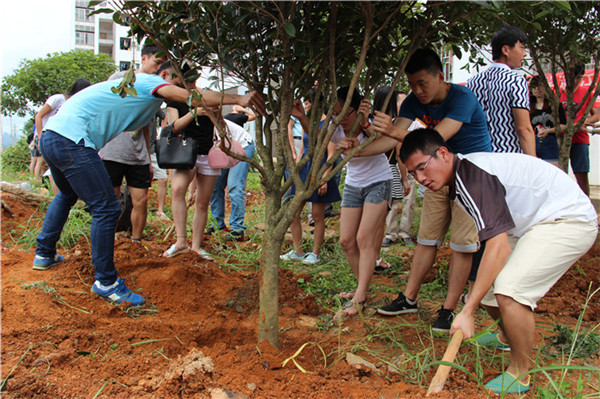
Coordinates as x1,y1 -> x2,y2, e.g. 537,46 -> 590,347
399,128 -> 597,394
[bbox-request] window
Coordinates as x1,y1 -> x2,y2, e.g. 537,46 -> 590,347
75,6 -> 94,23
75,30 -> 94,46
120,61 -> 131,71
120,38 -> 132,51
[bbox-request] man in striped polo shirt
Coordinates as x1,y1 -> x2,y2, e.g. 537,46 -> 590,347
467,26 -> 536,156
399,128 -> 597,394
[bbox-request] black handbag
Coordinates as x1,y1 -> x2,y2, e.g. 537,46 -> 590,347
155,123 -> 198,169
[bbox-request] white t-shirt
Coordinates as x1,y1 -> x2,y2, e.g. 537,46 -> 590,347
41,94 -> 67,129
454,152 -> 597,238
331,126 -> 392,188
223,119 -> 253,148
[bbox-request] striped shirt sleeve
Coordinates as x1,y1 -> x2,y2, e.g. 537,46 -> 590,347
510,74 -> 530,110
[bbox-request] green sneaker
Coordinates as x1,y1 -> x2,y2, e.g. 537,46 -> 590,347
474,332 -> 511,351
485,371 -> 530,394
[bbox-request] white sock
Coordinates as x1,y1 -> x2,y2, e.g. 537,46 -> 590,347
96,280 -> 119,290
405,296 -> 417,305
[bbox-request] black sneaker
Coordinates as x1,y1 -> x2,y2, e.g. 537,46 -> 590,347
431,307 -> 454,333
227,230 -> 245,241
377,293 -> 418,316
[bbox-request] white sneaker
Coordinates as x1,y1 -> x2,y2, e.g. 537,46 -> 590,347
302,252 -> 320,264
280,249 -> 305,261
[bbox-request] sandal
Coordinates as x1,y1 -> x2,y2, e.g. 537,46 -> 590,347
162,244 -> 190,258
374,258 -> 392,273
196,248 -> 214,261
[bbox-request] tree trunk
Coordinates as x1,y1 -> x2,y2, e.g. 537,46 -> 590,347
258,192 -> 286,348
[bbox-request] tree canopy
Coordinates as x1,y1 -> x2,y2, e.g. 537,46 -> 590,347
1,49 -> 116,117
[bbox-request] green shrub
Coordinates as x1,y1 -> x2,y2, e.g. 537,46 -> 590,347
1,135 -> 30,175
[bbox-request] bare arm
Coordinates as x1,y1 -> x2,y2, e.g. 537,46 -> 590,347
34,104 -> 53,135
433,117 -> 465,141
372,112 -> 411,142
155,85 -> 265,116
451,233 -> 511,338
584,107 -> 600,125
512,108 -> 536,156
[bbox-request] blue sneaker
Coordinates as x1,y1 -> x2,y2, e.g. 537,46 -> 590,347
301,252 -> 320,264
280,249 -> 305,261
33,254 -> 64,271
485,371 -> 530,394
91,278 -> 145,306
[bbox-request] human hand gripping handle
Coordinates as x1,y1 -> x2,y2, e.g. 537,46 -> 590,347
450,309 -> 474,339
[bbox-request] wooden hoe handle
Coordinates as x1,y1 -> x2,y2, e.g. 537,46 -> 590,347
426,330 -> 464,396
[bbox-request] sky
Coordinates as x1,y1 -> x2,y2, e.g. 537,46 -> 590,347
1,0 -> 74,138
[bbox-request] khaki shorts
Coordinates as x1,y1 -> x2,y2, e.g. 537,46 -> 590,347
417,187 -> 479,252
481,219 -> 598,310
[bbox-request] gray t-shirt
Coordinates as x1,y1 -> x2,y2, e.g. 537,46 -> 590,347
99,130 -> 149,165
98,70 -> 153,165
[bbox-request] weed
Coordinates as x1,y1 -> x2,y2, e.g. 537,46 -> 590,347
21,281 -> 90,314
543,324 -> 600,359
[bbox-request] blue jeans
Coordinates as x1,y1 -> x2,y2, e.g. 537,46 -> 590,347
37,130 -> 121,285
210,143 -> 255,231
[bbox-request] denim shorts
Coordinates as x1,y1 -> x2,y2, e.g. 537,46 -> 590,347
570,143 -> 589,173
341,179 -> 391,208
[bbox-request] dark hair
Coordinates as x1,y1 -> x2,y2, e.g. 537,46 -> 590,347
156,60 -> 192,77
141,44 -> 162,57
336,86 -> 362,110
373,86 -> 398,118
156,60 -> 173,75
405,48 -> 443,76
491,26 -> 528,60
399,128 -> 447,164
66,78 -> 91,97
529,76 -> 549,111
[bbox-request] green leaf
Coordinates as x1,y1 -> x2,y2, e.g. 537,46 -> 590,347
553,1 -> 571,12
88,7 -> 114,17
124,86 -> 138,97
283,22 -> 296,38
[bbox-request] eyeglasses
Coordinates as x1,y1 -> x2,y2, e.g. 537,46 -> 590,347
332,107 -> 356,118
408,148 -> 439,178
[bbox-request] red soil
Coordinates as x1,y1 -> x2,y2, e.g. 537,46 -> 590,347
1,193 -> 598,398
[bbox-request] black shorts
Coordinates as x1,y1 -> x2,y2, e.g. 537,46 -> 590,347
103,160 -> 151,189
